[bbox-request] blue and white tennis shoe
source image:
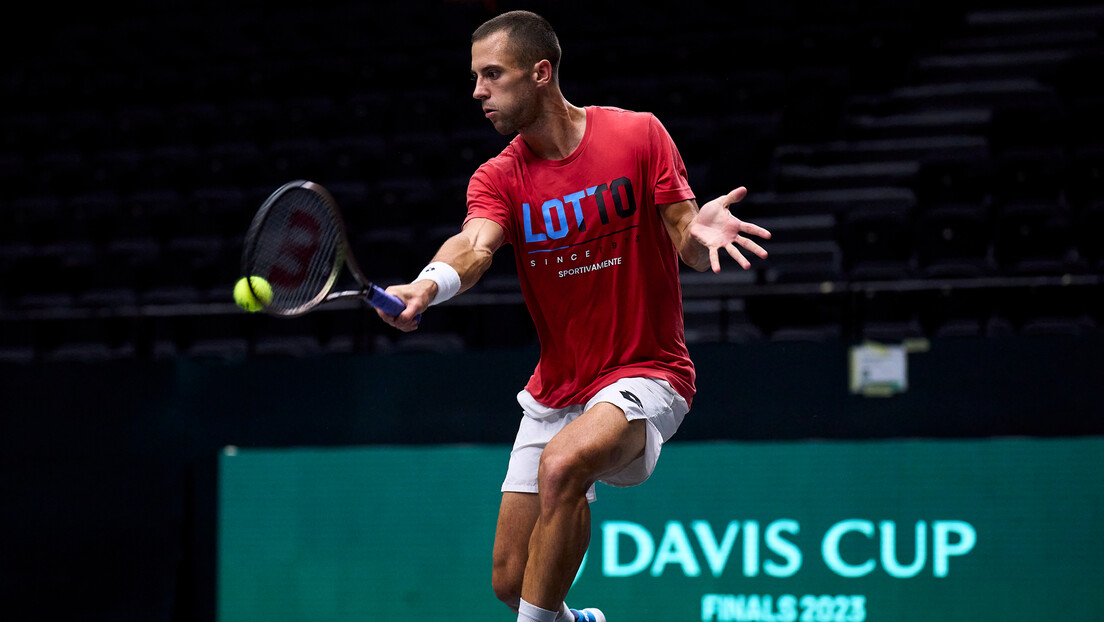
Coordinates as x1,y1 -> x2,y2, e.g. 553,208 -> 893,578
570,608 -> 606,622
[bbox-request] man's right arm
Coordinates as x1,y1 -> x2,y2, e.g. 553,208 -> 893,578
376,217 -> 507,332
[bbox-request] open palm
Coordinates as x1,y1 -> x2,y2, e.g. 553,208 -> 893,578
688,187 -> 772,272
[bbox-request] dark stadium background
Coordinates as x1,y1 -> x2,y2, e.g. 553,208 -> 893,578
2,0 -> 1102,619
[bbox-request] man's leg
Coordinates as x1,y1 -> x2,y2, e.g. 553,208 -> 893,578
521,401 -> 648,611
492,491 -> 541,612
494,493 -> 583,621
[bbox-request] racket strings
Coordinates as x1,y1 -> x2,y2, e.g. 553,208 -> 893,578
248,188 -> 343,314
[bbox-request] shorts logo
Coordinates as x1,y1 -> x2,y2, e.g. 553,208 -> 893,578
620,390 -> 643,409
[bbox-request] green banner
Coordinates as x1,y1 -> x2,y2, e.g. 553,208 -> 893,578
218,438 -> 1104,621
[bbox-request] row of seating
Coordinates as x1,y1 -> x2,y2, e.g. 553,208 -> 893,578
1,190 -> 1100,306
2,92 -> 482,157
3,272 -> 1099,364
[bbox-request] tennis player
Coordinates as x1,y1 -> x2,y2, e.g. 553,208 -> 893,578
377,10 -> 770,622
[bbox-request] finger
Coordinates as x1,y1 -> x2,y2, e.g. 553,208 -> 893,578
725,187 -> 748,206
737,236 -> 769,259
394,314 -> 420,333
725,243 -> 751,270
375,305 -> 417,332
709,246 -> 722,273
375,307 -> 401,328
740,221 -> 772,240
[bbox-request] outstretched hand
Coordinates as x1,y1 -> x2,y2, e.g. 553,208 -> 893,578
689,187 -> 771,273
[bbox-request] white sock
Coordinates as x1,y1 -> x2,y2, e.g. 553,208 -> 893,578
554,602 -> 574,622
518,598 -> 560,622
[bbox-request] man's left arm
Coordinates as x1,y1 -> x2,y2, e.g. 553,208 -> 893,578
660,187 -> 772,273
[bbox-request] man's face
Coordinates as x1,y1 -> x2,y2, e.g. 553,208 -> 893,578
471,31 -> 539,135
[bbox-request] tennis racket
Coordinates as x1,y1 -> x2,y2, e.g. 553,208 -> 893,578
240,179 -> 412,318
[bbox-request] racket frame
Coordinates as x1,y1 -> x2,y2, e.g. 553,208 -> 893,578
241,180 -> 406,317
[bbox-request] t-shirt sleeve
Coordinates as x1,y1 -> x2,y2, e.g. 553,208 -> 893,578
464,164 -> 514,246
649,114 -> 696,206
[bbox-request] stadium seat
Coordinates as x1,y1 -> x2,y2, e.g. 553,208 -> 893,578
916,202 -> 995,278
0,318 -> 36,364
352,226 -> 419,284
9,195 -> 66,246
994,199 -> 1081,275
91,149 -> 144,195
761,240 -> 843,285
913,155 -> 996,205
167,101 -> 226,148
68,190 -> 127,245
34,150 -> 89,197
840,203 -> 917,281
1064,144 -> 1104,209
224,99 -> 280,143
127,189 -> 189,241
14,240 -> 95,309
1075,199 -> 1104,271
325,135 -> 388,185
253,314 -> 324,358
204,141 -> 268,189
992,145 -> 1065,204
113,105 -> 168,149
145,144 -> 203,194
181,313 -> 250,360
84,236 -> 160,307
268,138 -> 328,184
39,317 -> 136,363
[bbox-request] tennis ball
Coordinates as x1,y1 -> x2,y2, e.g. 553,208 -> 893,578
233,276 -> 273,312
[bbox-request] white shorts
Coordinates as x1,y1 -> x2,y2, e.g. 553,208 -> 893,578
501,377 -> 690,502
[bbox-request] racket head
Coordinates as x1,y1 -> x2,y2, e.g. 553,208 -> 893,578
241,180 -> 352,316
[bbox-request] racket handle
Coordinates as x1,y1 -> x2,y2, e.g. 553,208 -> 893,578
366,284 -> 421,322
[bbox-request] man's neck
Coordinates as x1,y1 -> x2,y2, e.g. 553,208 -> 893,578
520,99 -> 587,161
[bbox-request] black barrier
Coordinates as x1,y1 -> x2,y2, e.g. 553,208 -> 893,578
2,334 -> 1103,620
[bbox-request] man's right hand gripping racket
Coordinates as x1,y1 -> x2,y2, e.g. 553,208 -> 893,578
240,180 -> 415,320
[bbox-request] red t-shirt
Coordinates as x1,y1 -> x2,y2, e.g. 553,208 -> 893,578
465,106 -> 697,408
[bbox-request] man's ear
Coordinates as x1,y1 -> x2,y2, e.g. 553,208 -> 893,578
533,59 -> 553,86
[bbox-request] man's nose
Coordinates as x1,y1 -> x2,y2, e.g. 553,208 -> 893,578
472,77 -> 488,100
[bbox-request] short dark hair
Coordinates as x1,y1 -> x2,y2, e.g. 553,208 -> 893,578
472,10 -> 561,81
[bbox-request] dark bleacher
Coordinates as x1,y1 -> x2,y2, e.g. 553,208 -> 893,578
1,0 -> 1103,362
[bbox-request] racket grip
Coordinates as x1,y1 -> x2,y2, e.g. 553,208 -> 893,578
366,285 -> 421,322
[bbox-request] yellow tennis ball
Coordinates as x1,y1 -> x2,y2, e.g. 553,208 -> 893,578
233,276 -> 273,312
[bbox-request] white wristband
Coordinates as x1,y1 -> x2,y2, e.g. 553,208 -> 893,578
416,262 -> 461,306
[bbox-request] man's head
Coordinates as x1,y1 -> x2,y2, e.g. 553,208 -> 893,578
471,11 -> 562,135
471,10 -> 561,83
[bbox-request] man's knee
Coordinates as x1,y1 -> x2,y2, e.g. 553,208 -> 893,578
536,445 -> 592,505
538,414 -> 646,501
